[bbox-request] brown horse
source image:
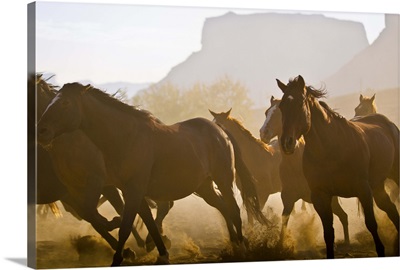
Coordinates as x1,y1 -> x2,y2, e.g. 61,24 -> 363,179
354,94 -> 399,209
277,75 -> 399,258
209,109 -> 281,225
31,74 -> 168,259
259,96 -> 350,245
354,94 -> 377,117
37,82 -> 265,266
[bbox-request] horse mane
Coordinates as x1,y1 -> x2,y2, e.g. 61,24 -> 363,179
285,79 -> 345,122
304,85 -> 345,120
36,73 -> 59,94
84,84 -> 163,124
305,85 -> 327,99
227,116 -> 275,153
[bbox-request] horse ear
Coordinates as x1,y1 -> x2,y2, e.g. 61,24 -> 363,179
371,94 -> 376,102
226,108 -> 232,116
296,75 -> 305,88
276,79 -> 287,93
359,94 -> 364,102
270,95 -> 275,104
208,109 -> 217,118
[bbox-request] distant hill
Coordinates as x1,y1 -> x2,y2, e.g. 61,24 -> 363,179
323,14 -> 399,96
94,82 -> 151,99
155,12 -> 369,107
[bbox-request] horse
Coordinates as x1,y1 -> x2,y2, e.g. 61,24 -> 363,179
259,96 -> 350,244
30,74 -> 168,260
276,75 -> 399,258
36,82 -> 266,266
209,109 -> 281,225
354,94 -> 399,209
354,94 -> 377,117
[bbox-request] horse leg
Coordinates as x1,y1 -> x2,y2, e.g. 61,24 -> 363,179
61,195 -> 120,250
111,187 -> 143,266
196,180 -> 239,243
280,191 -> 296,244
331,196 -> 350,245
145,200 -> 173,252
358,186 -> 385,257
311,192 -> 335,259
138,199 -> 169,263
371,183 -> 399,255
102,186 -> 146,248
372,181 -> 400,232
155,201 -> 174,234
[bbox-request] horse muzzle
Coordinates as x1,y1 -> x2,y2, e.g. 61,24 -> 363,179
281,136 -> 296,155
259,129 -> 272,144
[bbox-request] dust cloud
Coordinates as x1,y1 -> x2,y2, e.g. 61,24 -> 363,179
36,187 -> 398,268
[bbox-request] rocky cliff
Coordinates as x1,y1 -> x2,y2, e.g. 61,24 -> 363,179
323,14 -> 399,96
157,12 -> 370,107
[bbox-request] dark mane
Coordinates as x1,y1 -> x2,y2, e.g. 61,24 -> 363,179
287,77 -> 327,99
83,84 -> 163,124
299,82 -> 343,120
228,117 -> 274,153
318,101 -> 344,120
305,85 -> 327,99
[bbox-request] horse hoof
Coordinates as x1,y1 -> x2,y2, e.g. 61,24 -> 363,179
123,248 -> 136,261
155,253 -> 170,265
111,254 -> 123,266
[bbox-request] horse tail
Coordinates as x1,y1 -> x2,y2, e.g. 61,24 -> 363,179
48,202 -> 63,218
223,129 -> 268,225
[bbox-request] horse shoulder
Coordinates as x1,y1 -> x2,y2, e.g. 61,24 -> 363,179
49,130 -> 107,188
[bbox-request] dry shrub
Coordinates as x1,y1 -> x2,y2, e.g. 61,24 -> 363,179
70,235 -> 114,266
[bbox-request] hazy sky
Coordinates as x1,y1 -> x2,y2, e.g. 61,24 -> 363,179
35,1 -> 386,86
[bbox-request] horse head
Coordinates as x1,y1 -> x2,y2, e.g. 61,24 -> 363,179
37,83 -> 87,146
277,75 -> 311,154
354,93 -> 377,117
209,108 -> 232,129
260,96 -> 282,143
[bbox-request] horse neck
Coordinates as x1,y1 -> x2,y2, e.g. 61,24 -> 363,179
225,118 -> 280,192
370,105 -> 377,114
226,119 -> 272,154
303,99 -> 343,154
80,92 -> 149,156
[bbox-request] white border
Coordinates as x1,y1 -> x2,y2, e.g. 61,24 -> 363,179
1,1 -> 398,270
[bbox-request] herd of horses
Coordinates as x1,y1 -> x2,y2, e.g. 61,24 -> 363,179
30,73 -> 399,266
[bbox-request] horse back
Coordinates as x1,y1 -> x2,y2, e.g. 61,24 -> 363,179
178,117 -> 234,162
147,118 -> 235,200
352,114 -> 399,183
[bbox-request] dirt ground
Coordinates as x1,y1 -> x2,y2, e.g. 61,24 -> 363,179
35,194 -> 399,269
